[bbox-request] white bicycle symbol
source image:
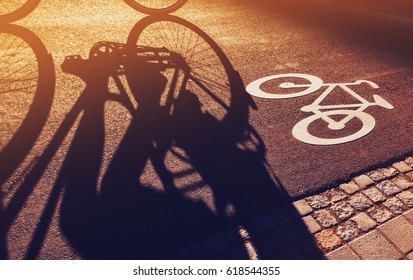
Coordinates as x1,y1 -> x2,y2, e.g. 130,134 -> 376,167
246,73 -> 394,145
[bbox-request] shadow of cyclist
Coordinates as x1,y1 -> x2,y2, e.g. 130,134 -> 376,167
99,60 -> 176,196
21,51 -> 324,259
56,45 -> 320,259
23,17 -> 325,260
53,51 -> 224,259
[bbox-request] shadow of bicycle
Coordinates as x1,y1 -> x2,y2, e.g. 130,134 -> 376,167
1,15 -> 325,260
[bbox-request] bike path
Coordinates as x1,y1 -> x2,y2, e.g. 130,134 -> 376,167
221,0 -> 413,198
3,0 -> 413,260
16,0 -> 413,201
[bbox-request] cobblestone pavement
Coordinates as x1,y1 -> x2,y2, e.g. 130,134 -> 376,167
179,156 -> 413,260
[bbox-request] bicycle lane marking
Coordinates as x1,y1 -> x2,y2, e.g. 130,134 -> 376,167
246,73 -> 394,146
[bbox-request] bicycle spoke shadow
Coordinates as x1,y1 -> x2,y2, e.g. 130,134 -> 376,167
0,24 -> 55,186
6,16 -> 325,260
0,23 -> 55,260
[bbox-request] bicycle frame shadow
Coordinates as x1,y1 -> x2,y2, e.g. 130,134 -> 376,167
9,16 -> 324,260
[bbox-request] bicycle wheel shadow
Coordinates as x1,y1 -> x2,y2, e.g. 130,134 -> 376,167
0,24 -> 55,186
22,16 -> 325,260
0,23 -> 55,260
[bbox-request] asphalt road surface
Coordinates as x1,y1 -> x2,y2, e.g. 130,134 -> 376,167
1,0 -> 413,259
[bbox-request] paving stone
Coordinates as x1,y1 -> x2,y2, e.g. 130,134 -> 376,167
336,220 -> 359,241
273,223 -> 303,248
293,199 -> 313,216
326,245 -> 360,260
405,157 -> 413,167
407,252 -> 413,260
362,187 -> 386,203
348,193 -> 374,211
202,233 -> 231,256
378,167 -> 399,179
330,201 -> 355,221
367,170 -> 387,181
376,180 -> 402,196
180,243 -> 208,259
383,197 -> 407,215
404,171 -> 413,181
305,195 -> 330,209
367,206 -> 394,223
238,226 -> 253,241
228,242 -> 259,260
339,181 -> 360,194
403,209 -> 413,223
244,242 -> 259,260
353,175 -> 374,188
224,226 -> 251,245
396,191 -> 413,208
392,176 -> 413,190
393,161 -> 413,173
313,209 -> 338,228
249,215 -> 276,232
349,230 -> 402,260
315,229 -> 343,252
379,216 -> 413,254
351,213 -> 377,232
301,215 -> 322,234
323,188 -> 347,203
